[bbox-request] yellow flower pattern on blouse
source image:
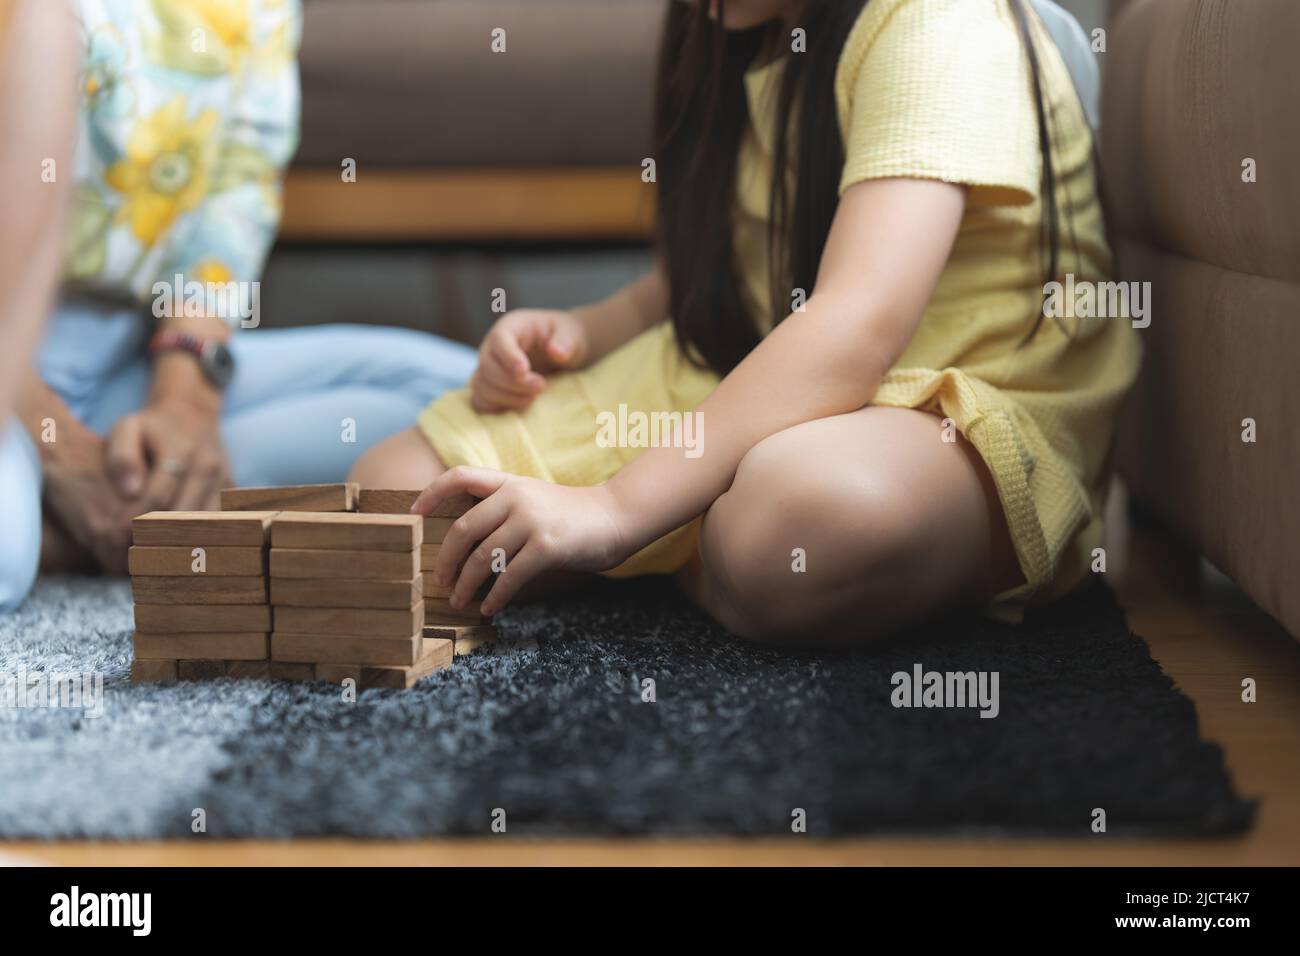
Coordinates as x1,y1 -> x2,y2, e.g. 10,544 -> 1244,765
104,98 -> 219,245
66,0 -> 300,321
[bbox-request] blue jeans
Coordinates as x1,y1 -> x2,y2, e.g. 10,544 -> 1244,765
0,302 -> 476,611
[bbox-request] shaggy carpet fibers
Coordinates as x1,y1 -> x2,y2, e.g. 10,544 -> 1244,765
0,576 -> 1252,838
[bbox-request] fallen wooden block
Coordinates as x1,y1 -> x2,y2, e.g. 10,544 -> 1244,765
271,512 -> 421,552
272,631 -> 421,667
128,546 -> 265,577
270,577 -> 420,610
133,632 -> 269,661
221,483 -> 358,513
132,511 -> 276,547
361,637 -> 453,689
177,660 -> 227,681
424,597 -> 488,626
273,603 -> 424,637
269,661 -> 315,682
314,663 -> 362,684
358,488 -> 475,518
225,660 -> 272,680
134,603 -> 272,634
270,547 -> 419,580
425,624 -> 499,657
130,659 -> 177,683
132,575 -> 267,606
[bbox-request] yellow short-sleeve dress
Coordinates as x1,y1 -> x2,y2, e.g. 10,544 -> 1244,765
419,0 -> 1142,615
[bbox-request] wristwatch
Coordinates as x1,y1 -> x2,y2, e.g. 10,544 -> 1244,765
147,330 -> 236,390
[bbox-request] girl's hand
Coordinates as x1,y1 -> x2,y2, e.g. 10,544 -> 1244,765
469,309 -> 589,413
413,466 -> 632,616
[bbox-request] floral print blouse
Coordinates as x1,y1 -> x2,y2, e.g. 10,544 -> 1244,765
66,0 -> 301,317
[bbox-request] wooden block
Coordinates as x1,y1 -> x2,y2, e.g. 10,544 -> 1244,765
272,631 -> 421,667
273,603 -> 424,637
270,577 -> 420,610
420,543 -> 440,570
314,663 -> 363,684
177,660 -> 227,681
420,516 -> 457,543
130,659 -> 177,683
425,624 -> 498,656
131,575 -> 267,606
358,488 -> 475,518
221,483 -> 358,513
134,603 -> 272,634
269,661 -> 315,682
270,547 -> 419,580
360,638 -> 453,690
133,632 -> 269,661
132,511 -> 276,547
271,512 -> 421,552
424,597 -> 488,626
421,572 -> 492,600
421,572 -> 452,599
225,660 -> 271,679
128,546 -> 265,577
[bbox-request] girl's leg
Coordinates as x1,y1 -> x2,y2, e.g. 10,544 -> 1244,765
348,426 -> 447,490
682,406 -> 1022,645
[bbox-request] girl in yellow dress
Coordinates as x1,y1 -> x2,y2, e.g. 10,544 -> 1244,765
351,0 -> 1141,645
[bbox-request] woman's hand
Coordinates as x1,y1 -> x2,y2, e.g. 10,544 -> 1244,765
469,309 -> 590,413
105,398 -> 231,513
413,466 -> 633,616
40,421 -> 137,574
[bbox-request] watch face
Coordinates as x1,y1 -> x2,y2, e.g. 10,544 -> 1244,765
203,342 -> 236,389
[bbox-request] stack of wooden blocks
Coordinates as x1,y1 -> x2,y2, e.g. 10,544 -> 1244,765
129,511 -> 276,683
128,483 -> 499,688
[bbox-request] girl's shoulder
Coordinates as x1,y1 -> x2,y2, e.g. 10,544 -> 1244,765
836,0 -> 1021,90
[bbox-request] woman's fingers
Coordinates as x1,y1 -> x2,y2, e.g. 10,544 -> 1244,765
450,523 -> 528,610
432,491 -> 511,589
104,416 -> 147,498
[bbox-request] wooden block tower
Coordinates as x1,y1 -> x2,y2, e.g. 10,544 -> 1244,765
128,483 -> 499,687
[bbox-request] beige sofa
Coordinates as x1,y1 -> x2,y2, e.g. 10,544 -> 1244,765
1105,0 -> 1300,635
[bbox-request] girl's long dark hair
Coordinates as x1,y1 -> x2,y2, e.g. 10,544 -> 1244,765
654,0 -> 1064,374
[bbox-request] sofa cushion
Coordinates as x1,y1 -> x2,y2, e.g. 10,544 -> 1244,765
297,0 -> 661,168
1105,0 -> 1300,635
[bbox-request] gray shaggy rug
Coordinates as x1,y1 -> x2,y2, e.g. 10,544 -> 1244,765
0,576 -> 1252,838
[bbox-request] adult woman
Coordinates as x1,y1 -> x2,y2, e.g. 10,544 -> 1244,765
0,0 -> 475,610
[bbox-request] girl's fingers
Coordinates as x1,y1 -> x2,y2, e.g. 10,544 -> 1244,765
450,522 -> 528,610
412,466 -> 509,517
430,486 -> 512,588
480,541 -> 548,616
470,377 -> 539,413
488,330 -> 531,381
475,364 -> 538,398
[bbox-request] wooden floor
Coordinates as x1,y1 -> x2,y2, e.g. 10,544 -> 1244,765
5,499 -> 1298,866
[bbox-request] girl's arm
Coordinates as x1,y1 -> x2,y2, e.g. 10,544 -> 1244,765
571,265 -> 669,364
418,177 -> 967,613
469,266 -> 668,412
